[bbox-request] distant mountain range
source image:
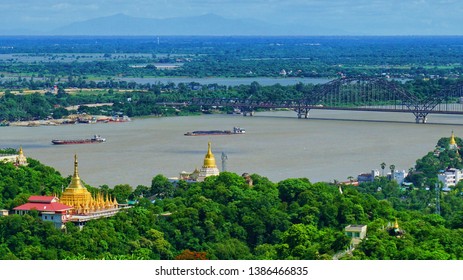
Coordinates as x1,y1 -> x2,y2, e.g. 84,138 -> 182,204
0,13 -> 346,36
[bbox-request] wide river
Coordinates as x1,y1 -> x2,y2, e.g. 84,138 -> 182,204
2,110 -> 463,188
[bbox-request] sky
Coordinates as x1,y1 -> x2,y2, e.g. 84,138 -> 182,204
1,0 -> 463,35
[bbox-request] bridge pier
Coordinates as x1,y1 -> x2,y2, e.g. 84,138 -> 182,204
297,112 -> 310,119
415,116 -> 427,124
297,108 -> 310,119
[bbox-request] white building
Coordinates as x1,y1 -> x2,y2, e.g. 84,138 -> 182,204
345,224 -> 368,247
438,168 -> 463,191
393,170 -> 408,185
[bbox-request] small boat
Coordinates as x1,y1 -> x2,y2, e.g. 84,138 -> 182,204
185,127 -> 245,136
52,135 -> 106,145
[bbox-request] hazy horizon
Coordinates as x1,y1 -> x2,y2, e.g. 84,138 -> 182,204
1,0 -> 462,36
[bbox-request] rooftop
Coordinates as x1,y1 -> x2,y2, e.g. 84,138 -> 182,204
13,202 -> 72,212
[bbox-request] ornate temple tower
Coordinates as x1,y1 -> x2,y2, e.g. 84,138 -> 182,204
449,131 -> 458,150
60,154 -> 117,214
197,142 -> 220,182
15,146 -> 28,166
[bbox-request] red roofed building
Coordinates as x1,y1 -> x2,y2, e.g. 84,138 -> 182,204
12,155 -> 128,229
13,195 -> 72,229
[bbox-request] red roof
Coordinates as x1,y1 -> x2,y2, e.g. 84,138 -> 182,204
28,196 -> 57,203
13,202 -> 72,212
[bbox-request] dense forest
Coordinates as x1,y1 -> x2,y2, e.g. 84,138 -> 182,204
2,135 -> 463,260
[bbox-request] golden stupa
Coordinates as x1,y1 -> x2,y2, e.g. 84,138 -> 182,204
203,142 -> 217,168
449,131 -> 459,150
197,142 -> 220,181
450,131 -> 457,146
15,146 -> 28,166
60,154 -> 118,214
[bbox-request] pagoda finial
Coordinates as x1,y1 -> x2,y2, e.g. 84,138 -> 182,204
74,154 -> 80,179
64,154 -> 86,189
450,131 -> 457,145
19,146 -> 24,156
394,218 -> 399,229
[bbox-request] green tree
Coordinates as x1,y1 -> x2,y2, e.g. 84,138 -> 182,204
112,184 -> 133,203
150,174 -> 174,199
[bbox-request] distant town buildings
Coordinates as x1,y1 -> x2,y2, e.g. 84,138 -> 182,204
435,131 -> 463,190
392,170 -> 408,185
438,168 -> 463,191
357,169 -> 379,183
356,167 -> 410,186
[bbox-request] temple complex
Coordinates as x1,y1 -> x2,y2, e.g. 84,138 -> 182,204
0,146 -> 28,166
175,142 -> 220,182
60,154 -> 118,215
196,142 -> 220,181
13,154 -> 125,229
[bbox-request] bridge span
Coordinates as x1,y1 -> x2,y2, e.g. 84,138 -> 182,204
167,77 -> 463,123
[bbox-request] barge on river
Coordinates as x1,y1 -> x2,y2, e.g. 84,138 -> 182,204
51,135 -> 106,145
184,127 -> 245,136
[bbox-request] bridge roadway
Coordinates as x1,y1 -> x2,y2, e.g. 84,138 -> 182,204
159,77 -> 463,123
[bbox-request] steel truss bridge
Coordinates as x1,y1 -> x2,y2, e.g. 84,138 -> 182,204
169,77 -> 463,123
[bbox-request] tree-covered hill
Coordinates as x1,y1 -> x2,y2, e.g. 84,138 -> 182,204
2,140 -> 463,259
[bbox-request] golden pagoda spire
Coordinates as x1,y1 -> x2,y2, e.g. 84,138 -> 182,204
67,154 -> 85,189
450,131 -> 457,146
18,146 -> 24,156
394,218 -> 399,229
203,142 -> 217,168
73,154 -> 80,179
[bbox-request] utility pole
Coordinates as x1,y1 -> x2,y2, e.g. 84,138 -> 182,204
435,183 -> 441,215
221,152 -> 228,172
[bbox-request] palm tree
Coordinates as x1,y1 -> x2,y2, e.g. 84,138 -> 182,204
347,176 -> 354,184
380,162 -> 386,176
389,164 -> 395,180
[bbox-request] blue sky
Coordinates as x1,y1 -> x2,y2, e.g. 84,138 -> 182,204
1,0 -> 463,35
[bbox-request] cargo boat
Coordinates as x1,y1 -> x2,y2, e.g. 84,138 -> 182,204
185,127 -> 245,136
52,135 -> 106,145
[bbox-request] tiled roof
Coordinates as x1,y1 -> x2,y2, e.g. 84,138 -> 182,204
28,196 -> 57,203
13,202 -> 72,212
